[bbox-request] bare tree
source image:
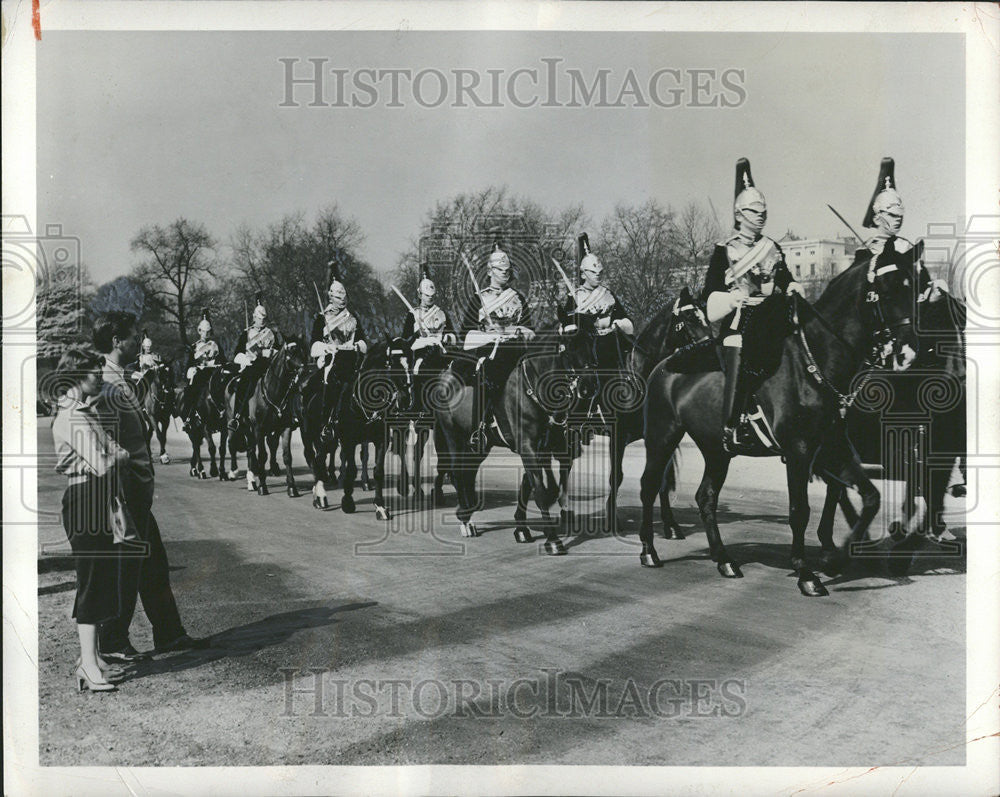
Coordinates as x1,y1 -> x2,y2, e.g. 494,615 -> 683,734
130,218 -> 217,348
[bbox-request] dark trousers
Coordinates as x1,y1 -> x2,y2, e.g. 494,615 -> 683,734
99,491 -> 185,651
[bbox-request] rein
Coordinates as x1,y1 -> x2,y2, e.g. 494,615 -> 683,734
260,350 -> 301,418
791,294 -> 873,419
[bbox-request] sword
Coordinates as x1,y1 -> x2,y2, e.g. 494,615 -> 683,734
390,284 -> 431,337
313,281 -> 325,313
827,204 -> 865,245
461,252 -> 500,332
243,301 -> 248,328
550,256 -> 576,298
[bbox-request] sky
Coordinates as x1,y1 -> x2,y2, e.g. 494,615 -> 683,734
37,31 -> 964,284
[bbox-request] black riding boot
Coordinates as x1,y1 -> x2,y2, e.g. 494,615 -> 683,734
721,344 -> 746,456
320,377 -> 335,443
179,384 -> 195,430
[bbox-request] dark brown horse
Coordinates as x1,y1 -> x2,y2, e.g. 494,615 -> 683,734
228,340 -> 308,497
816,284 -> 966,575
181,365 -> 232,481
639,239 -> 923,595
431,319 -> 600,553
135,364 -> 174,465
549,286 -> 713,539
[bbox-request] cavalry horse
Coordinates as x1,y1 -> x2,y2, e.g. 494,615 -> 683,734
639,239 -> 923,595
552,287 -> 713,538
816,283 -> 966,574
226,340 -> 308,496
182,365 -> 232,481
304,339 -> 411,516
135,363 -> 175,465
397,342 -> 454,503
431,318 -> 600,553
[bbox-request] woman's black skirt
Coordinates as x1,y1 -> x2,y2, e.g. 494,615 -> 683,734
61,477 -> 124,625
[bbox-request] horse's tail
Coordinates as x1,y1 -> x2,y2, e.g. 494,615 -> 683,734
664,446 -> 682,496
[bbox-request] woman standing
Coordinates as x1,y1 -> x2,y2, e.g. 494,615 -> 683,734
51,348 -> 131,692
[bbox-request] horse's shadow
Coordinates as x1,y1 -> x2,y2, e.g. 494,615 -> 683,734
125,601 -> 377,679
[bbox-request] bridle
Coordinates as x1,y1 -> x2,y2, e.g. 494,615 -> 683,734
520,330 -> 597,427
352,346 -> 410,423
792,257 -> 916,417
260,343 -> 304,417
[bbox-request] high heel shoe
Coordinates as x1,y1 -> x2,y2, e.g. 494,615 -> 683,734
74,656 -> 127,683
75,665 -> 118,693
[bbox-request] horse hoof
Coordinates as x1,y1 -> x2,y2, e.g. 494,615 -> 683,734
312,495 -> 329,510
342,495 -> 356,514
160,454 -> 171,465
198,470 -> 208,480
640,551 -> 662,568
514,527 -> 532,543
819,553 -> 845,577
227,470 -> 239,481
258,485 -> 269,496
363,481 -> 373,492
288,487 -> 300,498
663,524 -> 685,540
717,561 -> 743,578
189,467 -> 198,478
798,578 -> 829,597
209,465 -> 219,477
375,506 -> 391,521
460,522 -> 478,538
543,539 -> 567,556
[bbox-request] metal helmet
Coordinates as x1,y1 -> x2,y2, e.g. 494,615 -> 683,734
252,294 -> 267,323
577,233 -> 603,282
141,329 -> 153,352
863,157 -> 904,230
733,157 -> 766,227
197,309 -> 212,335
418,263 -> 436,302
327,257 -> 347,309
487,241 -> 511,284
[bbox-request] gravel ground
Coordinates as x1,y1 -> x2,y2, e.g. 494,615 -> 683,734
36,424 -> 966,767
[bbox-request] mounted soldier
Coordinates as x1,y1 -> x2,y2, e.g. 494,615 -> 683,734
461,241 -> 535,448
131,329 -> 163,382
857,157 -> 948,304
701,157 -> 804,455
309,259 -> 369,439
228,294 -> 283,435
401,263 -> 457,376
178,309 -> 226,430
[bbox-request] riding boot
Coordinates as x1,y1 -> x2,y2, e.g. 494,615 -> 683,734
721,345 -> 746,455
470,387 -> 494,449
320,378 -> 335,443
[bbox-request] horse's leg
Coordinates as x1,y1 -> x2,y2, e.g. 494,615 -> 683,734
605,428 -> 628,533
513,472 -> 533,543
268,432 -> 281,477
207,430 -> 219,477
157,419 -> 170,463
255,425 -> 270,496
785,452 -> 826,596
658,451 -> 685,540
816,480 -> 843,575
432,425 -> 448,504
822,454 -> 881,573
283,426 -> 299,498
372,430 -> 391,521
361,440 -> 372,491
520,441 -> 564,556
397,426 -> 411,497
695,450 -> 738,577
188,428 -> 202,477
557,453 -> 575,533
341,438 -> 357,514
639,432 -> 680,568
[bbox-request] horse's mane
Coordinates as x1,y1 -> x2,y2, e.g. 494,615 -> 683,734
634,294 -> 677,350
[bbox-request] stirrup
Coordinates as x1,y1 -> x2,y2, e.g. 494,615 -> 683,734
469,422 -> 488,448
722,424 -> 749,456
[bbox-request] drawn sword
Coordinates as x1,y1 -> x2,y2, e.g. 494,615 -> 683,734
390,284 -> 431,338
461,251 -> 500,332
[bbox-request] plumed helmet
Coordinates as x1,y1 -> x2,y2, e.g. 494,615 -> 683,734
488,240 -> 511,278
141,329 -> 153,351
252,293 -> 267,321
733,157 -> 766,217
418,263 -> 435,298
327,257 -> 347,304
577,233 -> 603,277
863,157 -> 904,228
197,308 -> 212,334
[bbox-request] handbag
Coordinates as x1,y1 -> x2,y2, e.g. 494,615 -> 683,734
109,493 -> 138,545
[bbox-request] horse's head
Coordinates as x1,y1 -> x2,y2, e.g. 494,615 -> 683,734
668,287 -> 712,351
356,338 -> 412,417
278,338 -> 309,378
557,313 -> 601,401
866,239 -> 922,371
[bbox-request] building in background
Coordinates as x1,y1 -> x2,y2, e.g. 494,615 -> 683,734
779,235 -> 859,299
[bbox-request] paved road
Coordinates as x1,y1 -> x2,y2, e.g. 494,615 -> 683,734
37,424 -> 966,766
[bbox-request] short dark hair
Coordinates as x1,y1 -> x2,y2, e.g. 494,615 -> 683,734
92,311 -> 137,353
49,347 -> 104,398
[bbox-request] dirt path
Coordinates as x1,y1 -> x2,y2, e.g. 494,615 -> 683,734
36,426 -> 966,766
